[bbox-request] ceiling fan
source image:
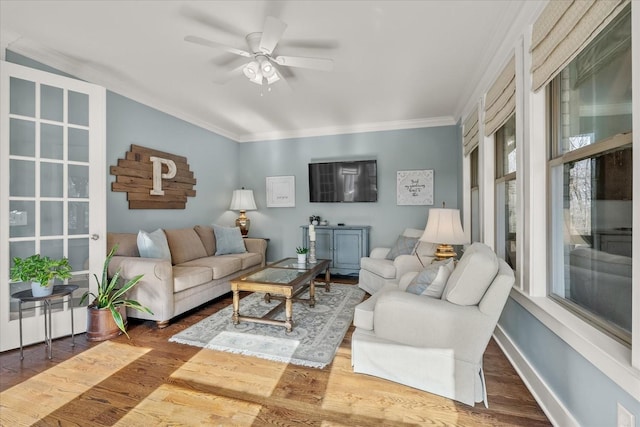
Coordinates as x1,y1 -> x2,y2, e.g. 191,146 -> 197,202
185,16 -> 334,86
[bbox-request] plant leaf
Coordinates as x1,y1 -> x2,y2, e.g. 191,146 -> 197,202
109,306 -> 129,338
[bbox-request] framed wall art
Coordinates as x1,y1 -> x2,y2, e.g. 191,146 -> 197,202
266,175 -> 295,207
396,169 -> 434,205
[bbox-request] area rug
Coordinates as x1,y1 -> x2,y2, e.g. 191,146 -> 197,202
169,283 -> 365,368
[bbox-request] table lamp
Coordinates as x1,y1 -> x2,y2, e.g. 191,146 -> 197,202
229,188 -> 257,236
421,206 -> 468,260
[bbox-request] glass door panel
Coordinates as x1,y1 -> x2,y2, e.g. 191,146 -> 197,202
9,159 -> 35,196
1,60 -> 106,351
41,123 -> 64,159
9,77 -> 35,116
40,84 -> 64,121
10,118 -> 35,156
69,128 -> 89,162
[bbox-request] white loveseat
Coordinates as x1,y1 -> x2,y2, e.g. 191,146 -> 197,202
358,228 -> 437,295
351,242 -> 514,406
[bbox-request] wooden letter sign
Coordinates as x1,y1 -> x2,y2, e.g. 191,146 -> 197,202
110,145 -> 197,209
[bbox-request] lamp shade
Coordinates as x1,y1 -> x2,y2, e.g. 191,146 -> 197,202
421,208 -> 467,244
229,189 -> 257,211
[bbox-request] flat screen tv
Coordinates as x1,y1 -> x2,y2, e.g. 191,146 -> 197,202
309,160 -> 377,202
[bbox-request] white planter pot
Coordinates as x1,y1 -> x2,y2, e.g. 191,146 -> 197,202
297,254 -> 307,264
31,280 -> 54,297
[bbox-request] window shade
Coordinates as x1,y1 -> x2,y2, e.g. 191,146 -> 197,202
484,56 -> 515,137
530,0 -> 628,92
463,108 -> 479,156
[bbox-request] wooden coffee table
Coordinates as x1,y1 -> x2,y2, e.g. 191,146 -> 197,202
230,258 -> 331,332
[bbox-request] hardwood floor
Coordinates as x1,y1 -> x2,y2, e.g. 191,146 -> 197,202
0,285 -> 551,426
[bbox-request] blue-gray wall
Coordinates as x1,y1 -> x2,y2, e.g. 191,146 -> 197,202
106,93 -> 239,232
500,300 -> 640,426
238,127 -> 460,261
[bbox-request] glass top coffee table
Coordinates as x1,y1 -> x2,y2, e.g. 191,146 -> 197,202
230,258 -> 331,332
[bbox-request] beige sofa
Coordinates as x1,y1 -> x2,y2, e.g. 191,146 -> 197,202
106,225 -> 267,327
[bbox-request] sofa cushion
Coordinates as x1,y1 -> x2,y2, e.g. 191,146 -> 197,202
442,242 -> 499,306
137,229 -> 171,260
360,257 -> 396,279
179,256 -> 242,279
406,258 -> 454,298
164,228 -> 208,265
107,233 -> 139,257
213,225 -> 247,255
386,235 -> 419,260
194,225 -> 216,257
220,252 -> 262,270
173,266 -> 213,292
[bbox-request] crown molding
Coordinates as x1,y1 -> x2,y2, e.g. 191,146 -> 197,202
0,30 -> 21,61
237,116 -> 457,143
6,36 -> 456,144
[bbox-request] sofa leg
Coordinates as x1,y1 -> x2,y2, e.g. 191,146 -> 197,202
156,320 -> 170,329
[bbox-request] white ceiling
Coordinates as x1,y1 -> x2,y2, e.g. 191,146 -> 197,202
0,1 -> 544,142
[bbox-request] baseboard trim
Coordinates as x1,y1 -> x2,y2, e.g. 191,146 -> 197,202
493,325 -> 579,427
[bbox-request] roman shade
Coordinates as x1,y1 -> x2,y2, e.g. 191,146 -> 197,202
530,0 -> 629,92
484,56 -> 515,137
463,107 -> 479,156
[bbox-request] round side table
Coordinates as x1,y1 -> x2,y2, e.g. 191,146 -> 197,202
11,284 -> 78,360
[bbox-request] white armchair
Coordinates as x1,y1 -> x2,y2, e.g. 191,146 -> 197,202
358,228 -> 436,294
351,242 -> 514,407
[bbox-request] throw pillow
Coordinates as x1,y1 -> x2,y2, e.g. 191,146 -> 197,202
386,235 -> 420,260
406,258 -> 454,298
163,228 -> 208,264
137,229 -> 171,260
212,225 -> 247,255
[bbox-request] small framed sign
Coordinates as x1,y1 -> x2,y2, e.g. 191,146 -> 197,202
396,170 -> 434,205
266,175 -> 295,207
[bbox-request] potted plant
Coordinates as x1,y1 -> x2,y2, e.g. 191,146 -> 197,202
80,244 -> 153,341
10,254 -> 72,297
296,246 -> 309,264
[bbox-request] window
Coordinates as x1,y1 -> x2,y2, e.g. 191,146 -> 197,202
495,114 -> 516,270
470,147 -> 480,243
547,6 -> 632,343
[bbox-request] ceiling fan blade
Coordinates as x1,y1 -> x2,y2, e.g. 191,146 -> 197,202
259,16 -> 287,54
184,35 -> 251,58
180,5 -> 246,38
279,39 -> 340,50
273,55 -> 333,72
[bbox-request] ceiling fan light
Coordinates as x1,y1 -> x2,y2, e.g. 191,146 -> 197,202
257,56 -> 276,79
266,72 -> 280,85
243,61 -> 259,79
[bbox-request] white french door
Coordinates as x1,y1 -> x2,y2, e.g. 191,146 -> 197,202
0,61 -> 106,352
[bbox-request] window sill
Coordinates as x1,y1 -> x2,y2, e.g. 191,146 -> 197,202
509,288 -> 640,399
